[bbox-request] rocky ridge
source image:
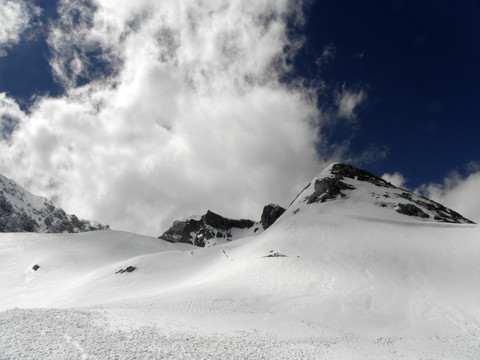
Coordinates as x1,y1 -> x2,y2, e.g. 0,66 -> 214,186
0,173 -> 108,233
159,204 -> 286,247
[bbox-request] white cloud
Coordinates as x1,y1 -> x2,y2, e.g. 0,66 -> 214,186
0,0 -> 41,54
336,87 -> 366,120
0,0 -> 326,235
382,172 -> 406,188
416,163 -> 480,223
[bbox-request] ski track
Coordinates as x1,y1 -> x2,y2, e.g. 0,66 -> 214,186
0,307 -> 479,360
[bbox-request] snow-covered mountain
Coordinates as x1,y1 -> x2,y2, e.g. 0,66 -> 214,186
159,204 -> 285,247
288,162 -> 474,224
159,163 -> 473,248
0,173 -> 108,233
1,163 -> 479,359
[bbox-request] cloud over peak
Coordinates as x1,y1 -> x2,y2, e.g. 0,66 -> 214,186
0,0 -> 325,235
416,163 -> 480,223
382,172 -> 406,188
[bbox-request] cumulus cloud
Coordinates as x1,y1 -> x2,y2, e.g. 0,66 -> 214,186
0,0 -> 41,55
416,163 -> 480,223
336,87 -> 366,120
0,0 -> 326,235
382,172 -> 406,188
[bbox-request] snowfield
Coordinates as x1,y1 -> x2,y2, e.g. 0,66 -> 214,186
1,167 -> 480,359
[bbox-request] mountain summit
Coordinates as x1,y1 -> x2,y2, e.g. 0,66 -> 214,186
0,173 -> 108,233
287,163 -> 475,224
159,163 -> 474,247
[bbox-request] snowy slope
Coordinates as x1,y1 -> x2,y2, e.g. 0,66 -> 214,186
0,173 -> 108,233
1,164 -> 480,359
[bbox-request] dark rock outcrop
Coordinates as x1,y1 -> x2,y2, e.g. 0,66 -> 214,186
159,210 -> 255,247
261,204 -> 286,230
160,204 -> 287,247
306,177 -> 355,204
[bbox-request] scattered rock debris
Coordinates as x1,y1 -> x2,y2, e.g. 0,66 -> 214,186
262,251 -> 287,258
116,266 -> 137,274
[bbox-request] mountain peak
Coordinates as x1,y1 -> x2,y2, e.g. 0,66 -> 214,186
289,163 -> 475,224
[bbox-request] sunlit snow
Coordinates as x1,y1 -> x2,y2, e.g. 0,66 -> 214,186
1,166 -> 480,359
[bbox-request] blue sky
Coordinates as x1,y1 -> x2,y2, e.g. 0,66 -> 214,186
294,0 -> 480,186
0,0 -> 479,234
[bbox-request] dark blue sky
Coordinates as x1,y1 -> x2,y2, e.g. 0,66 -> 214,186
295,0 -> 480,187
1,0 -> 480,189
0,0 -> 61,110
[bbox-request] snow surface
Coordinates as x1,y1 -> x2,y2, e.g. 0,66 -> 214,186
1,215 -> 480,358
1,168 -> 480,358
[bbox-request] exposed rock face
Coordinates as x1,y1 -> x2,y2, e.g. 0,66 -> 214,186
0,173 -> 109,233
160,203 -> 287,247
261,204 -> 286,230
294,163 -> 475,224
159,210 -> 255,247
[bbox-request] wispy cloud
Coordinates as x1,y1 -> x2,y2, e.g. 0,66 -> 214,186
382,172 -> 406,188
335,86 -> 366,120
0,0 -> 42,55
0,0 -> 326,235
